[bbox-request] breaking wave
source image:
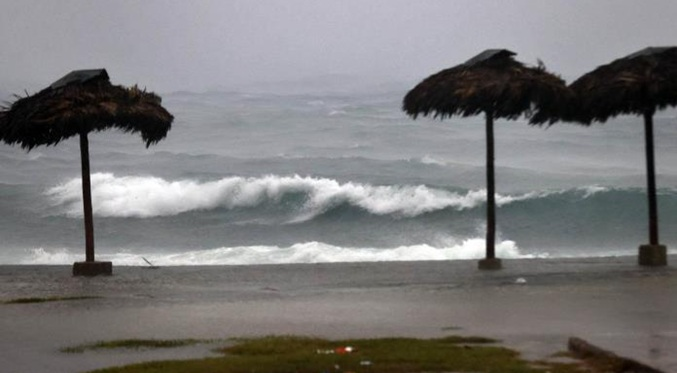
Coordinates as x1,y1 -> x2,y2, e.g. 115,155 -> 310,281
46,173 -> 569,219
20,239 -> 542,266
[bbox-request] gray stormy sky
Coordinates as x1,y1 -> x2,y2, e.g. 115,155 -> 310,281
1,0 -> 676,94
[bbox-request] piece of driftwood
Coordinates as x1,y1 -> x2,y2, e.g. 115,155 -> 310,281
568,337 -> 664,373
142,257 -> 160,269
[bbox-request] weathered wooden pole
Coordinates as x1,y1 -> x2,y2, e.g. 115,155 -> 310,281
638,109 -> 667,266
80,132 -> 95,262
72,131 -> 112,275
643,110 -> 659,246
479,111 -> 502,270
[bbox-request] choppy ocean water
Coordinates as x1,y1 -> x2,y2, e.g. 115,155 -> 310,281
1,87 -> 677,265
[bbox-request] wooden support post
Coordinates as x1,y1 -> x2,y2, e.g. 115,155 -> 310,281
479,111 -> 502,270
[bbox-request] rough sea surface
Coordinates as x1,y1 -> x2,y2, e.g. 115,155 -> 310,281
1,85 -> 677,265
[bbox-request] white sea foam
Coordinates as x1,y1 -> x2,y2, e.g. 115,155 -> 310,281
580,185 -> 609,198
19,248 -> 76,265
417,155 -> 447,166
20,239 -> 544,266
46,173 -> 550,219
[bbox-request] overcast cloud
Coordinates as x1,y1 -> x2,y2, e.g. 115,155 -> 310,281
1,0 -> 676,93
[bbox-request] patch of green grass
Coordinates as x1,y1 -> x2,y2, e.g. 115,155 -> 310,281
61,339 -> 213,353
2,295 -> 100,304
85,335 -> 587,373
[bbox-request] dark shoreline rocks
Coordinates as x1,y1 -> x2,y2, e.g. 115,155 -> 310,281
568,337 -> 664,373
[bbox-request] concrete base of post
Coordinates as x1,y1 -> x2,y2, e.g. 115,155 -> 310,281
73,261 -> 113,276
478,258 -> 502,270
638,245 -> 667,266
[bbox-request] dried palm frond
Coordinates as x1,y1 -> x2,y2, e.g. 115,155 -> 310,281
0,69 -> 172,150
570,47 -> 677,123
403,49 -> 571,124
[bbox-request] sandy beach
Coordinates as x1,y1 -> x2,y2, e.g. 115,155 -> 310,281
1,256 -> 676,373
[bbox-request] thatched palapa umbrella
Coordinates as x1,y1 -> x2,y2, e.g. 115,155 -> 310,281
0,69 -> 173,275
570,46 -> 677,266
403,49 -> 570,270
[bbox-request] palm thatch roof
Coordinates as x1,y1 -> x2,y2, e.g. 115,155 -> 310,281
570,46 -> 677,123
0,69 -> 173,150
403,49 -> 571,124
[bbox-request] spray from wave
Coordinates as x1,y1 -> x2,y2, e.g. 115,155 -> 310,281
21,239 -> 543,266
46,173 -> 576,220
